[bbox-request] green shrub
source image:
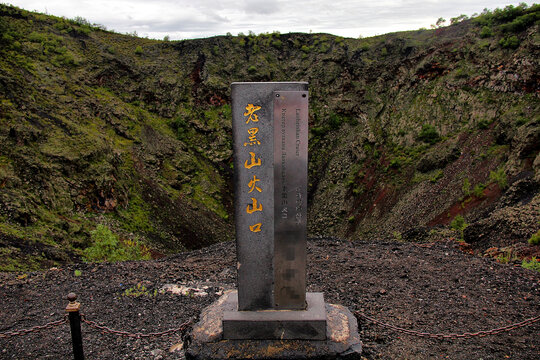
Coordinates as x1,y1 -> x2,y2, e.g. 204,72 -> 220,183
515,116 -> 528,126
310,126 -> 327,137
529,230 -> 540,245
473,183 -> 486,197
492,4 -> 526,23
499,35 -> 520,49
271,39 -> 282,49
328,113 -> 344,129
74,26 -> 91,36
454,68 -> 468,78
55,53 -> 77,66
247,65 -> 257,74
450,215 -> 467,231
522,257 -> 540,272
318,42 -> 330,53
300,45 -> 311,53
500,13 -> 538,33
53,21 -> 73,33
28,31 -> 47,43
83,224 -> 150,263
496,250 -> 513,264
327,113 -> 356,130
489,167 -> 508,189
72,16 -> 92,26
417,124 -> 440,144
135,45 -> 143,54
11,40 -> 21,51
450,215 -> 468,241
479,26 -> 493,38
450,14 -> 468,24
389,158 -> 402,169
430,169 -> 443,183
477,119 -> 492,129
2,33 -> 14,44
462,178 -> 471,196
472,3 -> 537,31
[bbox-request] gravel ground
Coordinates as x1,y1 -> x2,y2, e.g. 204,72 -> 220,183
0,238 -> 539,359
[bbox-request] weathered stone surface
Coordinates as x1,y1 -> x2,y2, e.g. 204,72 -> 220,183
190,290 -> 237,343
185,291 -> 362,360
416,140 -> 460,173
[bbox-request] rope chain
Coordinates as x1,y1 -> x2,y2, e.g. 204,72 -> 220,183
1,309 -> 538,342
355,311 -> 540,339
0,315 -> 68,338
81,315 -> 194,339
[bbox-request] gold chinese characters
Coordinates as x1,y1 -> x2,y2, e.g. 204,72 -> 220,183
243,104 -> 263,233
244,104 -> 261,124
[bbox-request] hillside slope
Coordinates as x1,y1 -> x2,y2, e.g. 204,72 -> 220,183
0,4 -> 539,270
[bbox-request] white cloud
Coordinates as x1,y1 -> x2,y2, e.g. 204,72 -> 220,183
4,0 -> 536,39
242,0 -> 281,15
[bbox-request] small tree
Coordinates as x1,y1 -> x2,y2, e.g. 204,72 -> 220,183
431,17 -> 446,29
450,14 -> 468,25
450,215 -> 468,241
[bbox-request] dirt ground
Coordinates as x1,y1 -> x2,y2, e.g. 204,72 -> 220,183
0,238 -> 538,359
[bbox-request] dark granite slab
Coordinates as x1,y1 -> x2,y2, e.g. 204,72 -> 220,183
223,292 -> 326,340
231,82 -> 309,311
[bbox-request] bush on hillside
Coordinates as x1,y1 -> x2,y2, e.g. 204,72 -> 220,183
529,230 -> 540,246
499,35 -> 520,49
417,124 -> 440,144
83,224 -> 150,263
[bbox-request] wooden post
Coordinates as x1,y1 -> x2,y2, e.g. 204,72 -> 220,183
66,293 -> 84,360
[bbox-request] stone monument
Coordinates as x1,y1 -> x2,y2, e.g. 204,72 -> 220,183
185,82 -> 361,359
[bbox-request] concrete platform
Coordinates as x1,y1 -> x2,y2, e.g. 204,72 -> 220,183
185,291 -> 362,359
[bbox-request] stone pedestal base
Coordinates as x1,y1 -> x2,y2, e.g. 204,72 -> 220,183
185,291 -> 362,360
223,292 -> 327,340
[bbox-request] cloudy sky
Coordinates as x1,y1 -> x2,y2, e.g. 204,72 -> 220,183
4,0 -> 534,40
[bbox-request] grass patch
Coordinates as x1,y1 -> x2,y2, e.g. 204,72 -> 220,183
83,224 -> 151,263
522,257 -> 540,272
117,192 -> 154,233
430,169 -> 444,183
122,282 -> 159,297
